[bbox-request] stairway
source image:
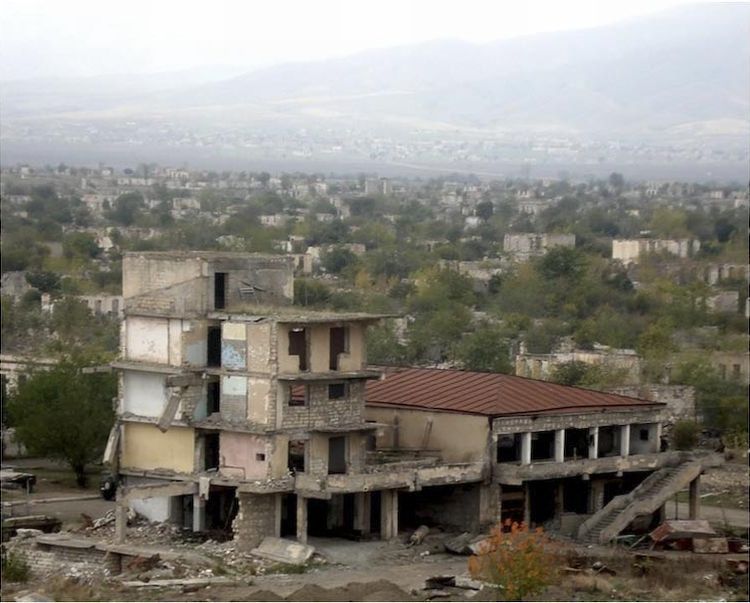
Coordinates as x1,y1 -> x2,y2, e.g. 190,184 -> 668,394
577,460 -> 703,544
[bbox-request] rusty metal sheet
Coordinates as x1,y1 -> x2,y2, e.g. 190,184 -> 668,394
365,367 -> 662,417
650,520 -> 716,542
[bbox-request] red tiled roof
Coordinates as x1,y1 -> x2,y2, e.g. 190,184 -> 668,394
365,367 -> 663,417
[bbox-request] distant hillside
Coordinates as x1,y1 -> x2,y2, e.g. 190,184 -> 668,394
1,3 -> 748,173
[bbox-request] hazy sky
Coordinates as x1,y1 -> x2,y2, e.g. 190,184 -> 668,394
0,0 -> 717,80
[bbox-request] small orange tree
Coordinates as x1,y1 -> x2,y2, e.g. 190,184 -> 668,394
468,520 -> 558,599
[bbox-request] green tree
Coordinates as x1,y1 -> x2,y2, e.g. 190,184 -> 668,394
321,247 -> 358,275
7,354 -> 116,486
109,192 -> 144,226
455,325 -> 512,373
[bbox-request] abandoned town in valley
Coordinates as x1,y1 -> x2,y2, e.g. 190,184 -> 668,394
1,1 -> 749,602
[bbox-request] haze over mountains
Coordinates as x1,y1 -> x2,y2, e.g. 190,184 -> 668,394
1,3 -> 748,180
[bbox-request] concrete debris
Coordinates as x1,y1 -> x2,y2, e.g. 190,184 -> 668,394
443,532 -> 476,555
250,536 -> 315,566
121,576 -> 236,588
591,561 -> 616,576
692,537 -> 729,554
408,525 -> 430,547
14,592 -> 55,602
91,510 -> 116,530
14,529 -> 43,539
454,575 -> 483,590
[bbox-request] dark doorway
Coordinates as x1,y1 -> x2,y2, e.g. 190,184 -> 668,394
214,272 -> 227,310
328,436 -> 346,474
500,485 -> 525,525
329,327 -> 348,370
280,494 -> 297,537
207,379 -> 220,415
370,491 -> 382,534
204,433 -> 220,470
288,328 -> 308,371
528,481 -> 557,525
563,478 -> 590,513
205,486 -> 238,537
207,326 -> 222,367
307,494 -> 356,538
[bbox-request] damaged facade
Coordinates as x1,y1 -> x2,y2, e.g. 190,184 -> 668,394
110,251 -> 709,550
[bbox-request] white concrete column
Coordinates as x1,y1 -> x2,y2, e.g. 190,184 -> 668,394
380,490 -> 399,540
192,494 -> 206,532
521,432 -> 532,465
620,424 -> 631,457
554,429 -> 565,463
115,499 -> 128,543
588,426 -> 599,459
654,422 -> 662,453
296,495 -> 308,544
354,492 -> 371,535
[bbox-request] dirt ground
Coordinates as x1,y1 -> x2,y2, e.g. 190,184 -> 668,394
2,458 -> 114,528
2,457 -> 749,601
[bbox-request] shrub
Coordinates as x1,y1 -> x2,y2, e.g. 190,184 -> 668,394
1,549 -> 30,582
468,520 -> 558,599
673,420 -> 700,450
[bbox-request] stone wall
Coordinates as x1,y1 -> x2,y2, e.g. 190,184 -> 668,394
233,492 -> 278,550
280,381 -> 365,430
606,385 -> 697,425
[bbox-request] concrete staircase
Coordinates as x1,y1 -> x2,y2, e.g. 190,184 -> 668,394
577,460 -> 703,544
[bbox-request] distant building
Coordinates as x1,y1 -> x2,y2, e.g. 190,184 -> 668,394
612,238 -> 700,264
503,233 -> 576,261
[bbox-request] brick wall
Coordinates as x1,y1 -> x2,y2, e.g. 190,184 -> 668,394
280,381 -> 365,430
232,493 -> 278,550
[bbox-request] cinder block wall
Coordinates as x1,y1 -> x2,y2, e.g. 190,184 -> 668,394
232,493 -> 277,550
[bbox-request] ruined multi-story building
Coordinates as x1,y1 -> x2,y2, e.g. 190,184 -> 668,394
109,251 -> 712,549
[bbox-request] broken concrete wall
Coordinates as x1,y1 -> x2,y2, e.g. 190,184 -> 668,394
365,406 -> 488,463
276,322 -> 366,374
121,423 -> 195,473
220,432 -> 270,480
222,322 -> 247,370
246,322 -> 272,372
124,316 -> 188,365
629,423 -> 660,454
123,253 -> 204,299
247,377 -> 273,425
122,371 -> 168,418
233,492 -> 279,550
607,385 -> 697,424
221,376 -> 248,422
210,255 -> 294,308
